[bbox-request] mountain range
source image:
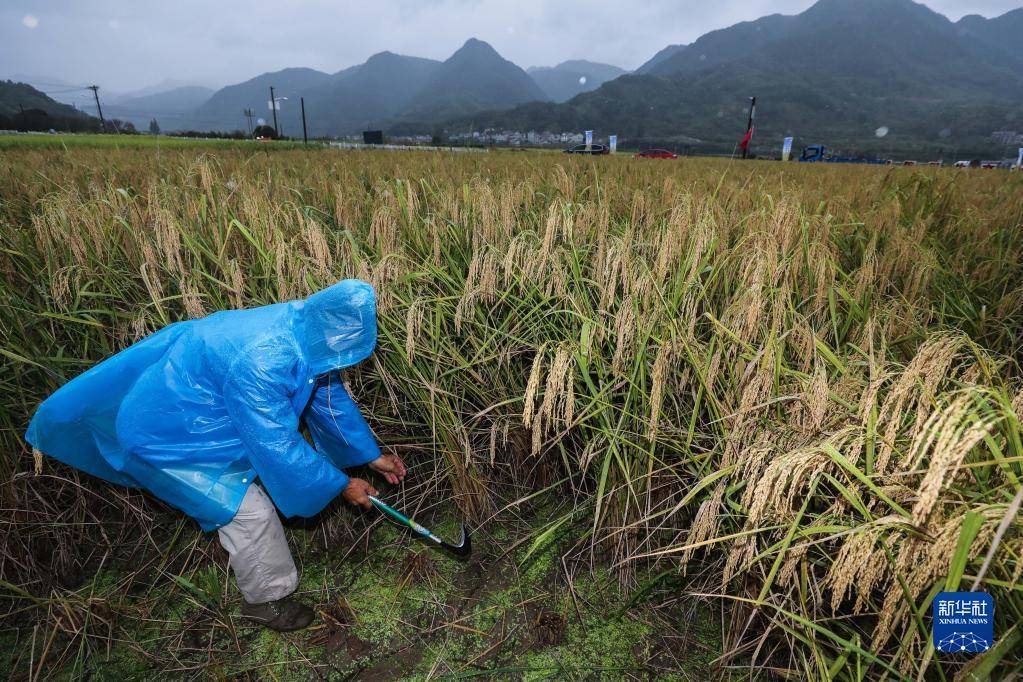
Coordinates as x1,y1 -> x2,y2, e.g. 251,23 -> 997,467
104,86 -> 215,130
10,49 -> 627,133
528,60 -> 627,102
4,0 -> 1022,155
7,75 -> 216,129
456,0 -> 1023,155
183,39 -> 557,135
0,80 -> 98,130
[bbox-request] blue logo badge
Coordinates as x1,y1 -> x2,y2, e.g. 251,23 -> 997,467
932,591 -> 994,653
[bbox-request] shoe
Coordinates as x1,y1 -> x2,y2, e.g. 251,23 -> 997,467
240,596 -> 315,632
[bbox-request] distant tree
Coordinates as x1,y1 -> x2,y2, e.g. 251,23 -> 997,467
252,124 -> 277,139
107,119 -> 137,134
13,108 -> 52,132
149,119 -> 161,135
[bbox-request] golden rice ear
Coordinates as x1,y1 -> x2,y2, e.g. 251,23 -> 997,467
647,341 -> 673,440
551,163 -> 573,198
611,298 -> 636,375
908,392 -> 1000,527
801,358 -> 830,433
178,276 -> 206,319
368,204 -> 399,255
522,345 -> 545,429
302,219 -> 332,281
488,421 -> 499,467
404,299 -> 425,364
222,258 -> 245,309
538,346 -> 572,433
825,522 -> 892,615
874,333 -> 966,475
538,202 -> 558,260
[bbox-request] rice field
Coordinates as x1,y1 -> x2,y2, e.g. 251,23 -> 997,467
1,144 -> 1022,679
0,132 -> 313,151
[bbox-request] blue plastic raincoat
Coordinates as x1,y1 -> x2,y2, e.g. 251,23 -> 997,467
25,279 -> 382,531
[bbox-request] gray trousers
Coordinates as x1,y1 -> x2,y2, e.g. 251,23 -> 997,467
217,484 -> 298,604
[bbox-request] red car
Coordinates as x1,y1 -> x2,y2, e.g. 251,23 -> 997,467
635,148 -> 678,159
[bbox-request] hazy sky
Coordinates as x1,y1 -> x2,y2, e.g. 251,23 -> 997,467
2,0 -> 1020,96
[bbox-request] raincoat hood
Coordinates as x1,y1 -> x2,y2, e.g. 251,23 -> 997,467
299,279 -> 377,376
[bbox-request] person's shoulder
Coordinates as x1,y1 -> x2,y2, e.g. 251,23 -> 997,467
228,332 -> 308,384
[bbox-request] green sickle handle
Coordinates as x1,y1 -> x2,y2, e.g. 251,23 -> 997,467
369,495 -> 443,545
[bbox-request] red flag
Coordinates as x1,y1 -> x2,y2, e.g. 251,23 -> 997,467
739,125 -> 754,151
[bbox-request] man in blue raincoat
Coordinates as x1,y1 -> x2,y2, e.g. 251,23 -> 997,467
25,279 -> 406,631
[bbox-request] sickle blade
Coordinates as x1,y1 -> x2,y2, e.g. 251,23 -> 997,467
440,524 -> 472,559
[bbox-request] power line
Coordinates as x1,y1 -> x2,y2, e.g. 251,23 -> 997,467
37,87 -> 93,96
14,78 -> 302,134
70,103 -> 242,125
78,107 -> 230,122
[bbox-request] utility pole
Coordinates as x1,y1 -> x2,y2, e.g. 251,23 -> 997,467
742,96 -> 756,160
88,85 -> 106,131
243,108 -> 255,136
269,86 -> 279,138
300,97 -> 308,144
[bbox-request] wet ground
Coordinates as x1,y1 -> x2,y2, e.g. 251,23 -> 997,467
2,504 -> 722,680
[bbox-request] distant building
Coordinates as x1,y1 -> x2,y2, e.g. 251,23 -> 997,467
446,128 -> 594,148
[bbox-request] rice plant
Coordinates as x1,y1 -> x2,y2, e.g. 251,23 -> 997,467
1,146 -> 1021,678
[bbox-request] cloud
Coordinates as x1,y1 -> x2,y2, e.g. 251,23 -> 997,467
22,14 -> 39,29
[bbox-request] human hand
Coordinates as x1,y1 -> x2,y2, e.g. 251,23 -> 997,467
368,453 -> 407,485
342,477 -> 378,510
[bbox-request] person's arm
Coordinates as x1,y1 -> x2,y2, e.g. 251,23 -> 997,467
223,353 -> 351,518
304,372 -> 382,469
305,372 -> 406,484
